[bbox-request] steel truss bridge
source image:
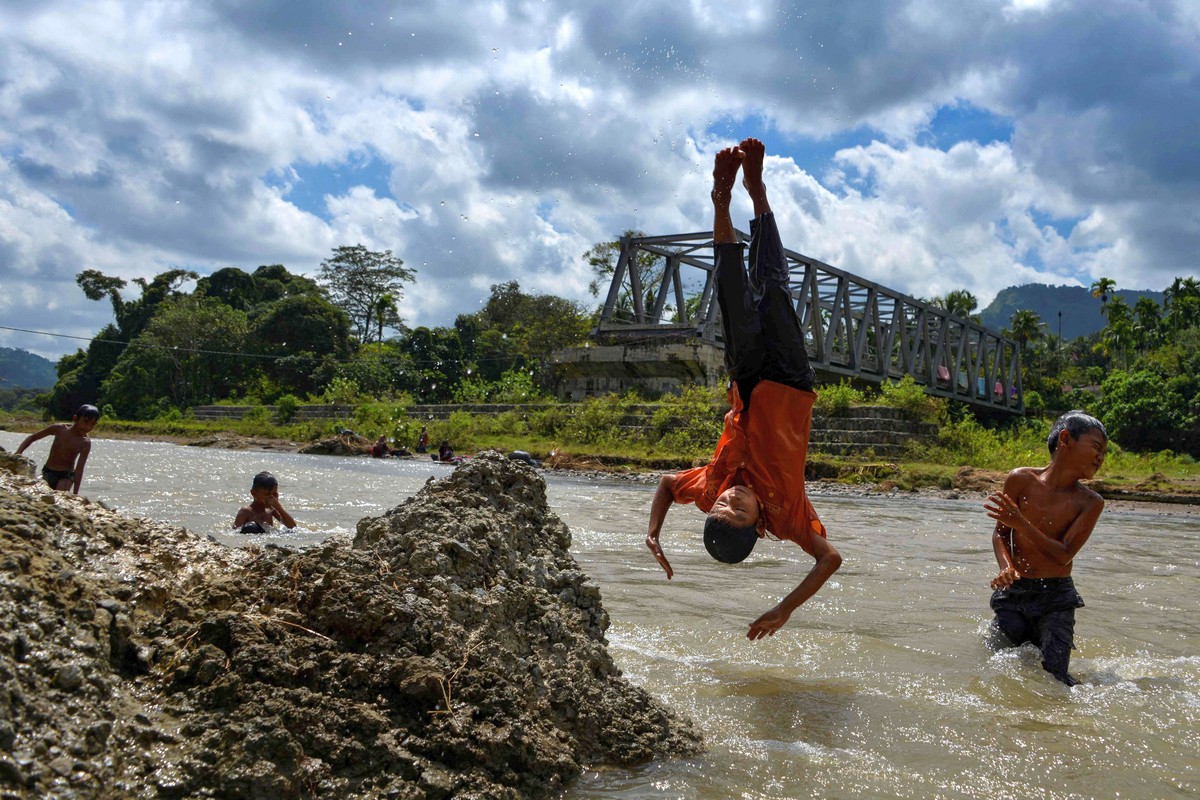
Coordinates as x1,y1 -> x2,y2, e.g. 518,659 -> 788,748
596,230 -> 1023,413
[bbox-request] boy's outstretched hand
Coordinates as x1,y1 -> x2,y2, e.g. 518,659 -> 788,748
645,533 -> 673,579
747,606 -> 790,639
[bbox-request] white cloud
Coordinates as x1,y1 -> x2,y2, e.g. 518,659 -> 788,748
0,0 -> 1197,361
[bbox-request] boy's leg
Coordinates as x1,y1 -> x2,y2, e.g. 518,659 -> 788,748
991,609 -> 1031,647
1036,608 -> 1079,686
712,147 -> 765,388
740,138 -> 814,391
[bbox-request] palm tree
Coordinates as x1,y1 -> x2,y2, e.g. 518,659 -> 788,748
942,289 -> 979,321
1090,277 -> 1117,321
373,293 -> 398,344
1132,296 -> 1162,352
1007,309 -> 1045,356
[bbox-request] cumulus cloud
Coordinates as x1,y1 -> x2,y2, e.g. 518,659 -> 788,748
0,0 -> 1196,360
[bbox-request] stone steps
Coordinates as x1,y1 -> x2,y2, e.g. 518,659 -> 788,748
189,402 -> 938,456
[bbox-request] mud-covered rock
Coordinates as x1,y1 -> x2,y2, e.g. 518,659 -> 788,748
0,451 -> 701,799
297,437 -> 369,456
0,448 -> 35,479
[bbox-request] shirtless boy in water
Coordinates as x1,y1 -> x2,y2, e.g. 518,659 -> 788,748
16,404 -> 100,494
985,410 -> 1108,685
233,471 -> 297,533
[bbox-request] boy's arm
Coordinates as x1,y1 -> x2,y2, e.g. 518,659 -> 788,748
645,474 -> 677,579
71,440 -> 91,494
15,425 -> 59,454
990,520 -> 1020,589
747,533 -> 842,640
268,498 -> 297,529
985,490 -> 1104,567
233,508 -> 250,529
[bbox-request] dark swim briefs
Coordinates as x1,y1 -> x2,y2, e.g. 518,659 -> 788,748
42,466 -> 75,488
990,576 -> 1085,685
239,521 -> 268,534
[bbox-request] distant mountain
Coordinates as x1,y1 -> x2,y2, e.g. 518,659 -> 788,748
0,347 -> 57,389
979,284 -> 1163,341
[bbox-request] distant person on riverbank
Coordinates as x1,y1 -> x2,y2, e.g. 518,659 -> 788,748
16,404 -> 100,494
984,411 -> 1108,686
233,471 -> 297,533
372,436 -> 391,458
417,426 -> 429,453
644,139 -> 841,640
437,440 -> 456,462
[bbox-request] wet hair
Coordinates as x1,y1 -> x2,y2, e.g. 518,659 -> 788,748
74,404 -> 100,420
703,515 -> 759,564
1047,410 -> 1107,455
251,471 -> 279,491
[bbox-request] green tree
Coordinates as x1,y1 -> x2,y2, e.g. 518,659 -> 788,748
1090,276 -> 1117,320
1132,296 -> 1162,352
585,230 -> 665,319
101,297 -> 249,417
1163,276 -> 1200,334
936,289 -> 980,321
317,245 -> 416,342
1006,309 -> 1045,357
252,294 -> 354,398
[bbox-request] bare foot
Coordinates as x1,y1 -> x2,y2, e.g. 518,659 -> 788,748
739,137 -> 766,196
711,146 -> 744,205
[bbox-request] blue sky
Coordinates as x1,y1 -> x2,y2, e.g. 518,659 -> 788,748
2,0 -> 1198,359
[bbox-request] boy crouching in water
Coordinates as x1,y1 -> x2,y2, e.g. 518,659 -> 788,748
233,471 -> 297,534
644,139 -> 841,640
985,411 -> 1108,686
16,404 -> 100,494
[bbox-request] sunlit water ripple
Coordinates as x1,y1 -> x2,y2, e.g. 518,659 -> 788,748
3,432 -> 1196,799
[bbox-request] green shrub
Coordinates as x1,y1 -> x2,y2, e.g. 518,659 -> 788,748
528,405 -> 570,437
323,376 -> 362,404
815,380 -> 865,415
878,375 -> 945,422
562,391 -> 641,446
275,394 -> 300,424
650,385 -> 723,453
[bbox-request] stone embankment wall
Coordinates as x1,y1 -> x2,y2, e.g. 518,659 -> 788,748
191,403 -> 937,456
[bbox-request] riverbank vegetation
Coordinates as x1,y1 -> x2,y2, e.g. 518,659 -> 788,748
8,243 -> 1199,495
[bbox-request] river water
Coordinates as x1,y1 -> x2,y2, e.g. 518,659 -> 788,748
4,432 -> 1197,799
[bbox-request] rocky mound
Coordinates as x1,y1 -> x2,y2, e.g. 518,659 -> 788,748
0,451 -> 701,799
297,437 -> 370,456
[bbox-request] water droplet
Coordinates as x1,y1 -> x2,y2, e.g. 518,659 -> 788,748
439,201 -> 445,206
473,132 -> 480,137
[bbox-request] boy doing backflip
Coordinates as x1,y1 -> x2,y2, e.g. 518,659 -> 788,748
16,404 -> 100,494
985,411 -> 1108,686
645,139 -> 841,640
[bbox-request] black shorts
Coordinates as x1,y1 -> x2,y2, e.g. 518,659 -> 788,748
42,466 -> 74,488
990,577 -> 1085,685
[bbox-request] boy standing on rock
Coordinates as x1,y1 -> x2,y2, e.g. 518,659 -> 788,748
644,139 -> 841,640
16,403 -> 100,494
985,410 -> 1108,685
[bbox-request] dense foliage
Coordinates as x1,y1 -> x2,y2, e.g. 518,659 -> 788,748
1014,276 -> 1200,455
28,236 -> 1200,462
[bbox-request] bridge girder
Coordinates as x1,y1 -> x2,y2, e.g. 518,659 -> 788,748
594,230 -> 1023,414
